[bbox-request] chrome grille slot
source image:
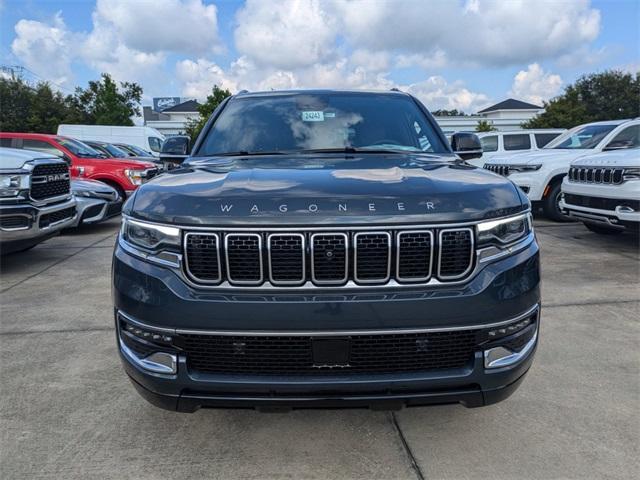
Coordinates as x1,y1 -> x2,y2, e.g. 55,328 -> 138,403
568,167 -> 625,185
182,225 -> 479,288
483,164 -> 510,176
268,234 -> 305,285
225,234 -> 263,284
354,232 -> 391,283
311,233 -> 348,284
184,233 -> 221,283
397,231 -> 433,282
438,229 -> 474,280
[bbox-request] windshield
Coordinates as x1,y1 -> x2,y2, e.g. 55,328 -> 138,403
58,138 -> 103,157
196,93 -> 448,156
122,144 -> 150,156
546,124 -> 618,150
103,144 -> 129,157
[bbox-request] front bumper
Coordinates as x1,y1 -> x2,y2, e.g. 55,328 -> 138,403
0,197 -> 77,252
72,196 -> 122,227
113,237 -> 541,411
505,173 -> 545,201
560,182 -> 640,230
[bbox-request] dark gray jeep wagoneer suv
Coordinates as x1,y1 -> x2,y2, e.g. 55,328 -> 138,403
113,90 -> 540,412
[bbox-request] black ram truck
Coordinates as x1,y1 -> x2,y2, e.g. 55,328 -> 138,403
113,90 -> 540,412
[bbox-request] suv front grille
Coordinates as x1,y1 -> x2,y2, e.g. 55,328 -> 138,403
183,227 -> 475,287
31,163 -> 70,200
180,330 -> 478,375
568,167 -> 624,184
484,164 -> 510,176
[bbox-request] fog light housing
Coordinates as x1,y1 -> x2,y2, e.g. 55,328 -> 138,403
483,311 -> 539,369
118,313 -> 177,374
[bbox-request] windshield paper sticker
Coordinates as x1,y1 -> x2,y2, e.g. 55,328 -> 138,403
301,111 -> 324,122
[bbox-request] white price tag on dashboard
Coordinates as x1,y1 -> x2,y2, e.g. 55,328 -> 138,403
301,111 -> 325,122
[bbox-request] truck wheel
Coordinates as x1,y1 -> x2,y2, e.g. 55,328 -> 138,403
542,182 -> 571,222
584,222 -> 623,235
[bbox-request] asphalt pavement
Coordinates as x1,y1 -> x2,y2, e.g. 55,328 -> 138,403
0,217 -> 638,479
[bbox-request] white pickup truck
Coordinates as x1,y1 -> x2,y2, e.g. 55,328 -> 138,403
483,119 -> 640,221
560,148 -> 640,234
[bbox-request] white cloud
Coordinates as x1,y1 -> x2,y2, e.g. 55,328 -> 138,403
235,0 -> 338,70
11,12 -> 76,87
332,0 -> 600,67
93,0 -> 221,55
509,63 -> 563,105
405,76 -> 491,113
176,58 -> 238,98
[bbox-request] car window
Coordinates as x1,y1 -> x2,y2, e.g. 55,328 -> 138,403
503,134 -> 531,151
606,125 -> 640,149
57,138 -> 102,157
148,137 -> 163,152
534,133 -> 561,148
550,124 -> 618,149
196,93 -> 448,156
480,135 -> 498,152
22,139 -> 65,158
103,144 -> 129,157
0,138 -> 13,147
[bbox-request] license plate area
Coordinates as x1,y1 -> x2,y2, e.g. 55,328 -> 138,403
311,338 -> 350,367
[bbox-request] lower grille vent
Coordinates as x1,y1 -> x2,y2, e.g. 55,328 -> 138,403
181,330 -> 478,375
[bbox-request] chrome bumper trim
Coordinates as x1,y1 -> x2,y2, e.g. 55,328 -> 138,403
117,303 -> 539,337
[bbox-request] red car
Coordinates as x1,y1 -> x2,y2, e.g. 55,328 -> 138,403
0,133 -> 159,199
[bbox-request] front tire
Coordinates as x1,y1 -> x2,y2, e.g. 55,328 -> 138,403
542,182 -> 571,222
583,222 -> 624,235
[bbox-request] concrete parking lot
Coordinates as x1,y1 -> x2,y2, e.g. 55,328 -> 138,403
0,217 -> 638,480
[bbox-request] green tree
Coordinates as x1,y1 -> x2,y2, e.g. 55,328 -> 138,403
0,77 -> 75,133
73,73 -> 143,125
0,77 -> 34,132
186,85 -> 232,141
476,119 -> 496,132
523,70 -> 640,128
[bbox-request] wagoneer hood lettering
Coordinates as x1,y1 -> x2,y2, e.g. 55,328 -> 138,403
130,155 -> 525,225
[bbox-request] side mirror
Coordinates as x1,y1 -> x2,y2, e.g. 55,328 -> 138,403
160,136 -> 191,166
451,132 -> 483,160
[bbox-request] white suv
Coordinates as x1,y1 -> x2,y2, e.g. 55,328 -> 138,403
482,119 -> 640,221
560,148 -> 639,234
467,129 -> 565,167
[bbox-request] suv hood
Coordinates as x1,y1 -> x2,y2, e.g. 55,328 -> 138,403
128,154 -> 527,226
489,149 -> 592,165
87,157 -> 157,169
570,148 -> 640,168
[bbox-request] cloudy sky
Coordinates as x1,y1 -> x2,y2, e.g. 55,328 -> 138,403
1,0 -> 638,113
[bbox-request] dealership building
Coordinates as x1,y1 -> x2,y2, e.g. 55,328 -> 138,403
143,96 -> 543,137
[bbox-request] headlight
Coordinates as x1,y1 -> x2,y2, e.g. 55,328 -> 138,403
623,167 -> 640,181
507,164 -> 542,173
121,217 -> 180,252
0,174 -> 30,197
477,213 -> 532,247
124,169 -> 145,186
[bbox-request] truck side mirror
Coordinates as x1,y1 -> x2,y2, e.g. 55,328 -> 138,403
160,136 -> 191,166
451,132 -> 483,160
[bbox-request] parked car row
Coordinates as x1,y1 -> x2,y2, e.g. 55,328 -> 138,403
478,118 -> 640,232
0,133 -> 160,200
0,134 -> 161,254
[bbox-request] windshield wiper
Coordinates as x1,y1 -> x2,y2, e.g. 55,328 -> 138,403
213,151 -> 289,156
300,147 -> 421,154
